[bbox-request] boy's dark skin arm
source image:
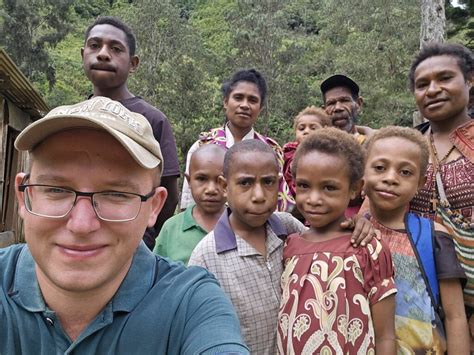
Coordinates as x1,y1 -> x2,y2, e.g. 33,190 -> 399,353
434,223 -> 469,354
371,294 -> 396,355
441,279 -> 470,353
292,209 -> 378,247
340,214 -> 381,247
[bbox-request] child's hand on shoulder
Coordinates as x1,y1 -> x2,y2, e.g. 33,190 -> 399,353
340,215 -> 381,247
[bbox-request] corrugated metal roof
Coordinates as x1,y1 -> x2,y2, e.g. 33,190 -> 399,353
0,49 -> 49,119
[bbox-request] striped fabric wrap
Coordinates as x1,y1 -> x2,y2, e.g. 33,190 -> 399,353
198,127 -> 295,212
436,206 -> 474,307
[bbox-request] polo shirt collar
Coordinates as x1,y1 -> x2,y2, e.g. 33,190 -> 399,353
10,245 -> 45,312
111,242 -> 157,312
182,205 -> 203,232
11,242 -> 156,314
214,208 -> 287,254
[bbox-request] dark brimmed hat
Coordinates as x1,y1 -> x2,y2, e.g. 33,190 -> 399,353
320,74 -> 360,97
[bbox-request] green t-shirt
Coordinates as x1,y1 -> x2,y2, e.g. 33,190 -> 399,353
154,205 -> 208,265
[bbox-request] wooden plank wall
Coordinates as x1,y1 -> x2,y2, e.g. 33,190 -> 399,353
0,98 -> 31,245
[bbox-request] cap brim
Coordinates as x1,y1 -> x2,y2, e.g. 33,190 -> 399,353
15,115 -> 161,169
321,74 -> 359,96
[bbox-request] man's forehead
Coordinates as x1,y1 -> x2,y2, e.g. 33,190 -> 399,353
324,86 -> 354,100
86,24 -> 128,45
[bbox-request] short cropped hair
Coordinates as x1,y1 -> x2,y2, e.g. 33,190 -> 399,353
223,140 -> 278,178
85,16 -> 136,57
190,144 -> 226,174
365,126 -> 430,176
292,128 -> 364,187
293,106 -> 331,130
222,69 -> 267,108
409,42 -> 474,91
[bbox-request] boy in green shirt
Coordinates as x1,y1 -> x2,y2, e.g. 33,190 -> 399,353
154,145 -> 226,264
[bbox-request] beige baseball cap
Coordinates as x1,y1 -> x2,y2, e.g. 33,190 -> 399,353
15,96 -> 163,170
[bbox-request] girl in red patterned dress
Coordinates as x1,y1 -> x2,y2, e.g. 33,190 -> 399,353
283,106 -> 331,199
278,128 -> 397,355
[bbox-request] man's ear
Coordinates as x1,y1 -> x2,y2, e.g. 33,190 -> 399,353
355,96 -> 363,113
350,179 -> 364,200
184,173 -> 191,184
129,55 -> 139,73
147,186 -> 167,227
15,173 -> 28,219
218,175 -> 228,198
80,47 -> 84,60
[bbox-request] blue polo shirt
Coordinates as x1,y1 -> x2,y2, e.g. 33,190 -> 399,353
0,242 -> 248,354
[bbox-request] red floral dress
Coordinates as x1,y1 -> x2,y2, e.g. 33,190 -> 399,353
278,234 -> 396,354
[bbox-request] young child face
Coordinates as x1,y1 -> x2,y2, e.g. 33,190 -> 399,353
295,115 -> 324,143
295,151 -> 357,231
187,152 -> 226,214
364,137 -> 424,215
223,151 -> 279,229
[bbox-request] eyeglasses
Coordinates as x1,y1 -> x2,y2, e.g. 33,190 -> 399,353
18,183 -> 156,222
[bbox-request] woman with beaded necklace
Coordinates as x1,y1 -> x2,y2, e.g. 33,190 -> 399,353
409,42 -> 474,338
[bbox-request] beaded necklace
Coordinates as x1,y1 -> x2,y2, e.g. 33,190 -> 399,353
428,133 -> 473,230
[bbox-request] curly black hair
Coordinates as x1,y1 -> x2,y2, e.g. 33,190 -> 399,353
409,42 -> 473,91
292,128 -> 364,187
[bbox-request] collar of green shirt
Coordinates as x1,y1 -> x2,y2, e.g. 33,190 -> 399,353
183,205 -> 207,233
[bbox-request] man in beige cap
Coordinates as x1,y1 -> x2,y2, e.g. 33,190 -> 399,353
0,97 -> 248,354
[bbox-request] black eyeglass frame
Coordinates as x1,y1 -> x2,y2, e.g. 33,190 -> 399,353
18,175 -> 157,222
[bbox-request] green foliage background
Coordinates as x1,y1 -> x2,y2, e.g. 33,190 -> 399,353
1,0 -> 472,166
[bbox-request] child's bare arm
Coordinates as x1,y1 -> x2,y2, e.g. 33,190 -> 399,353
371,294 -> 396,355
340,214 -> 380,247
440,278 -> 469,354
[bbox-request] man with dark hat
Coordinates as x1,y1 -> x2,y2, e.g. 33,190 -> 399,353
320,74 -> 367,144
320,74 -> 366,216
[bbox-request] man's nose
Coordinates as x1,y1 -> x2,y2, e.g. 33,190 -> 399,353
251,183 -> 265,202
334,101 -> 344,111
66,197 -> 101,234
97,45 -> 111,61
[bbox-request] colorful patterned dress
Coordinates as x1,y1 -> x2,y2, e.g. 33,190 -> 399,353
278,234 -> 396,354
412,120 -> 474,308
369,217 -> 466,354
